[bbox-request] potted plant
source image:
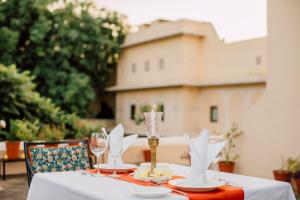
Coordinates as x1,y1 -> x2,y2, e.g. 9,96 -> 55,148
0,120 -> 20,159
218,123 -> 243,173
294,169 -> 300,194
0,119 -> 39,159
273,157 -> 299,182
289,158 -> 300,193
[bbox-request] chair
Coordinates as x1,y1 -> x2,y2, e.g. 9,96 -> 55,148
24,139 -> 93,186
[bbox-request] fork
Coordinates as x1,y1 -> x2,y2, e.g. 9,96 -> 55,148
217,178 -> 244,188
150,180 -> 189,197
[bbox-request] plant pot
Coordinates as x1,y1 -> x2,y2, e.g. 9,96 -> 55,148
143,149 -> 151,162
273,170 -> 293,182
218,161 -> 235,173
294,178 -> 300,194
5,141 -> 21,160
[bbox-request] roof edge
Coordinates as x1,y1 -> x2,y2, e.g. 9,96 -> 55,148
106,79 -> 266,92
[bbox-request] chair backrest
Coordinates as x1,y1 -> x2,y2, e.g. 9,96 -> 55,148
24,139 -> 93,186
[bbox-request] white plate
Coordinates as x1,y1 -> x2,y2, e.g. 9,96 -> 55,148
128,186 -> 171,198
168,178 -> 225,192
94,164 -> 137,173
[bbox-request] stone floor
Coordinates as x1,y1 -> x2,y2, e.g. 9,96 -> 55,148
0,175 -> 28,200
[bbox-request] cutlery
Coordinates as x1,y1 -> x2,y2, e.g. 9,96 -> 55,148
217,178 -> 244,188
150,180 -> 189,197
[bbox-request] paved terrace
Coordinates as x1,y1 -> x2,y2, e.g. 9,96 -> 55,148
0,175 -> 27,200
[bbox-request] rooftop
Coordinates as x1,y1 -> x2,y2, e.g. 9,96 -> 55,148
123,19 -> 219,48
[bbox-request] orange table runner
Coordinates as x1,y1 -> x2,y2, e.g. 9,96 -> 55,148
88,169 -> 244,200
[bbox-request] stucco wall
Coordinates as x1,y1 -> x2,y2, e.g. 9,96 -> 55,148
238,0 -> 300,178
116,87 -> 188,136
198,84 -> 265,134
116,84 -> 265,137
114,19 -> 266,91
117,35 -> 186,87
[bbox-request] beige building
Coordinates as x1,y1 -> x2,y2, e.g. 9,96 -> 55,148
238,0 -> 300,178
107,19 -> 266,136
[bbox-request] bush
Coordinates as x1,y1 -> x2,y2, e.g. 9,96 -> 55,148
0,64 -> 81,141
38,124 -> 66,142
10,119 -> 40,141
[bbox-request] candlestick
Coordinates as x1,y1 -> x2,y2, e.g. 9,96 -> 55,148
144,108 -> 163,176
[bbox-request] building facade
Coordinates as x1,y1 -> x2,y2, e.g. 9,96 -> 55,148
107,19 -> 266,136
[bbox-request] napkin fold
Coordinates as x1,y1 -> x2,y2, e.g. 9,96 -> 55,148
185,129 -> 227,185
107,124 -> 138,166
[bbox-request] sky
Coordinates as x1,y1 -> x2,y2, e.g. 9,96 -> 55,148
94,0 -> 267,43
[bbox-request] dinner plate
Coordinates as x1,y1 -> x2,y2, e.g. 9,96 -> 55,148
168,178 -> 225,192
128,186 -> 171,198
94,164 -> 137,173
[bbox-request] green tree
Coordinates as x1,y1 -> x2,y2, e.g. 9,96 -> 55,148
0,64 -> 79,140
0,0 -> 128,116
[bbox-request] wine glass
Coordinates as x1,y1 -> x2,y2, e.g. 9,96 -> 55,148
108,135 -> 123,177
90,132 -> 108,177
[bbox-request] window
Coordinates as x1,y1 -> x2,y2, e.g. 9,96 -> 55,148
130,104 -> 136,120
159,58 -> 165,70
160,104 -> 165,121
131,63 -> 136,73
144,61 -> 150,72
210,106 -> 218,123
155,103 -> 165,121
256,56 -> 262,65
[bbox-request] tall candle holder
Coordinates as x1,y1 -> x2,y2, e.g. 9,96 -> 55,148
144,109 -> 163,177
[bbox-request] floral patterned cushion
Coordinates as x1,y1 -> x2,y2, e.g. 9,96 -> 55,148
30,145 -> 90,173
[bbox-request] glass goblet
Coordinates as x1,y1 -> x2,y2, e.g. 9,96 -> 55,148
90,132 -> 108,177
108,135 -> 123,178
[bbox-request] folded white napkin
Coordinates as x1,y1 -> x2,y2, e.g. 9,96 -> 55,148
185,129 -> 227,185
107,124 -> 138,167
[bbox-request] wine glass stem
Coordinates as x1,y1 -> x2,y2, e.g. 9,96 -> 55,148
113,157 -> 117,176
97,156 -> 100,175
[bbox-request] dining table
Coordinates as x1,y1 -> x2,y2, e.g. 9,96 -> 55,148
27,163 -> 296,200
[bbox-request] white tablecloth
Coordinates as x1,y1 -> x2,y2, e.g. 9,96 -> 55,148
27,164 -> 296,200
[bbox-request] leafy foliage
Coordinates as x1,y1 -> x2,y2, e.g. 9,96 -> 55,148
0,0 -> 128,116
0,64 -> 80,141
220,123 -> 243,163
38,124 -> 66,141
280,157 -> 300,173
10,119 -> 40,141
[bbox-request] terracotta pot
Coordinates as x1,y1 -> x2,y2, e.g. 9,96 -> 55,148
294,178 -> 300,194
273,170 -> 293,182
143,149 -> 151,162
218,161 -> 235,173
5,141 -> 21,160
